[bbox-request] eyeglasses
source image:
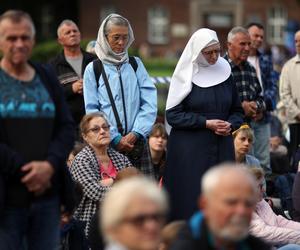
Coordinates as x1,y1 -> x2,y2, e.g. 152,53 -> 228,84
86,125 -> 110,134
107,34 -> 129,43
121,212 -> 166,228
202,49 -> 221,56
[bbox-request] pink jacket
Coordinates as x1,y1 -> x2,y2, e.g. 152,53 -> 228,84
250,199 -> 300,245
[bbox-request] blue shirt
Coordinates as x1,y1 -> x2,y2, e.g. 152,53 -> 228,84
257,51 -> 278,112
0,69 -> 55,118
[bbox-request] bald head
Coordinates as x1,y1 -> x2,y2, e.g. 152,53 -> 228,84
202,163 -> 257,197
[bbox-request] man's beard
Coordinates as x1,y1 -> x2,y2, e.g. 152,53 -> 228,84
213,215 -> 249,242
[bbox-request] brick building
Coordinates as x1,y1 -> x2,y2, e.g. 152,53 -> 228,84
79,0 -> 300,57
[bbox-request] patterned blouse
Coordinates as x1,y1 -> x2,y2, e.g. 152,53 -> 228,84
70,145 -> 132,234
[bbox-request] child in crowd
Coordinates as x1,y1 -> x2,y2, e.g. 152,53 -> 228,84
148,123 -> 168,182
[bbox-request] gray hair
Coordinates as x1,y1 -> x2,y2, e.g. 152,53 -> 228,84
0,9 -> 35,37
79,112 -> 109,135
227,26 -> 249,42
104,16 -> 129,35
101,177 -> 168,242
57,19 -> 78,37
201,163 -> 257,196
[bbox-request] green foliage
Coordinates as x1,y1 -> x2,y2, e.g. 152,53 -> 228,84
31,40 -> 61,62
143,58 -> 176,72
30,39 -> 177,78
31,39 -> 93,62
156,83 -> 169,117
28,39 -> 172,118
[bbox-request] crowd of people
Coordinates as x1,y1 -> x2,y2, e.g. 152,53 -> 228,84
0,8 -> 300,250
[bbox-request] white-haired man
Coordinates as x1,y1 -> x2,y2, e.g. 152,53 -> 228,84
170,164 -> 271,250
101,177 -> 168,250
224,27 -> 271,176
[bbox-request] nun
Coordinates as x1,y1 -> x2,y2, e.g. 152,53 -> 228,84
164,28 -> 244,220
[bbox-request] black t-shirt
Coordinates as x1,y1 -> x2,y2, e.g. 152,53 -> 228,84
0,69 -> 55,206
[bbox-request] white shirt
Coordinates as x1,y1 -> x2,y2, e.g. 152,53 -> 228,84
248,55 -> 264,94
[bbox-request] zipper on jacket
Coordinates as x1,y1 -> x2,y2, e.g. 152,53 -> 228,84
117,65 -> 128,135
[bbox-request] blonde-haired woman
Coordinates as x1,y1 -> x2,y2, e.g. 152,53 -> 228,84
233,124 -> 261,167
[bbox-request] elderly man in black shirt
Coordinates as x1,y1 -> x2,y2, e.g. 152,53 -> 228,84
50,19 -> 96,127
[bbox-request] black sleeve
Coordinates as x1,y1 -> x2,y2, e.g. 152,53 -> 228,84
227,79 -> 245,131
47,63 -> 75,99
61,83 -> 76,99
166,102 -> 207,129
38,64 -> 75,171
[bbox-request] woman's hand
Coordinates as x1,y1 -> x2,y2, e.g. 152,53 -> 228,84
117,137 -> 134,153
124,132 -> 137,145
100,178 -> 114,187
206,120 -> 231,136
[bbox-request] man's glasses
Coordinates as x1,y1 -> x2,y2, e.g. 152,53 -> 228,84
202,49 -> 221,56
86,125 -> 110,134
121,212 -> 166,228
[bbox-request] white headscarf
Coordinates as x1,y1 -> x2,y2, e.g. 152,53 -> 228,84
166,28 -> 231,110
95,14 -> 135,65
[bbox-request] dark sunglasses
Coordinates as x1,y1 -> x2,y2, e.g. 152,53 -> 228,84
121,212 -> 166,227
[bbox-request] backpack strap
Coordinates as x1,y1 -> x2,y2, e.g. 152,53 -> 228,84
128,56 -> 138,72
91,57 -> 138,135
93,59 -> 103,89
93,56 -> 138,87
101,64 -> 124,135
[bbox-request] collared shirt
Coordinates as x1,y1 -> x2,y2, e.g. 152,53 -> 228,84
224,54 -> 265,111
248,55 -> 263,92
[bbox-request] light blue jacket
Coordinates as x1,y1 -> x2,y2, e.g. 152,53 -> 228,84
83,57 -> 157,142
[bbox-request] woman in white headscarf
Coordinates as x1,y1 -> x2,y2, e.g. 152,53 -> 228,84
83,14 -> 157,176
164,28 -> 244,220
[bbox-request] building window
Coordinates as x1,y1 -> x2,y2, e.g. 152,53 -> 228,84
148,6 -> 169,44
41,4 -> 54,39
267,6 -> 287,45
100,6 -> 116,22
206,13 -> 233,28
